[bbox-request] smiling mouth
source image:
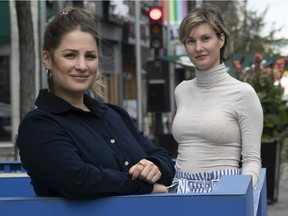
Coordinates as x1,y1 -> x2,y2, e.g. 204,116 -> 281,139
195,55 -> 206,60
71,74 -> 89,78
71,75 -> 89,81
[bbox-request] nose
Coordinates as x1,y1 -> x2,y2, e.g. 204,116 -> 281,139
75,57 -> 88,71
195,41 -> 203,52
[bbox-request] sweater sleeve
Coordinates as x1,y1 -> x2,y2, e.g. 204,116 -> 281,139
237,83 -> 263,187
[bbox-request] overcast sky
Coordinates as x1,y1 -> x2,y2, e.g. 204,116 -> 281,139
247,0 -> 288,55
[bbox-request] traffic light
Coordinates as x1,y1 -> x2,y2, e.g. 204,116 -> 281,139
148,7 -> 163,49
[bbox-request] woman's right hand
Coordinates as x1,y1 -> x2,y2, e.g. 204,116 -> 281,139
151,183 -> 168,193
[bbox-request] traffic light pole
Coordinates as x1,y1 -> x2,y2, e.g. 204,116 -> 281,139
155,112 -> 163,138
154,48 -> 163,142
148,6 -> 164,144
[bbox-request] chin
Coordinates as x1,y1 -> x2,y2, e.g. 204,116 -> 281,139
70,88 -> 89,94
196,65 -> 209,71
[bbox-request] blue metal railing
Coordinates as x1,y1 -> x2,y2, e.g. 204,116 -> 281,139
0,161 -> 267,216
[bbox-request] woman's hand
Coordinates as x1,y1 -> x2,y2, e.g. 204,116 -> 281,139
129,159 -> 162,184
151,183 -> 168,193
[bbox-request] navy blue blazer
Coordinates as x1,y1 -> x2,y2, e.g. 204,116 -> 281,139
17,89 -> 175,199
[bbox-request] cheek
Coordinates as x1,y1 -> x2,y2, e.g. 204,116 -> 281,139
53,59 -> 72,73
89,62 -> 99,73
185,46 -> 194,55
208,42 -> 220,54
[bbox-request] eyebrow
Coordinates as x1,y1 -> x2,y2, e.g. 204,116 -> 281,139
62,49 -> 97,53
187,32 -> 215,39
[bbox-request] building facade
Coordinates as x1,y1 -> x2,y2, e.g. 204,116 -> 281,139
0,0 -> 195,159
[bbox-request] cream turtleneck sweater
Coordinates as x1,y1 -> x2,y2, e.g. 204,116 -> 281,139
172,63 -> 263,187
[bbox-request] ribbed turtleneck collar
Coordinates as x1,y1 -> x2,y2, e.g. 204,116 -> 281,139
195,63 -> 229,88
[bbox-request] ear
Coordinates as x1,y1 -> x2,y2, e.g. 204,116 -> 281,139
42,50 -> 51,69
219,33 -> 225,48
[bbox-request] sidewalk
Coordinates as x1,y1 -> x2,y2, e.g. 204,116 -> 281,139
268,162 -> 288,216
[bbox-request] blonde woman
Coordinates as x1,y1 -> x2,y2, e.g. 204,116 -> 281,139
170,4 -> 263,193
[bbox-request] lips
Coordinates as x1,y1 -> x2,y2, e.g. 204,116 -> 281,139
195,55 -> 207,61
71,74 -> 89,78
195,54 -> 207,59
71,75 -> 89,81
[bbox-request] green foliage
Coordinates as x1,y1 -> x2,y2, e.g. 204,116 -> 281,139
240,62 -> 288,146
206,2 -> 288,145
207,0 -> 288,56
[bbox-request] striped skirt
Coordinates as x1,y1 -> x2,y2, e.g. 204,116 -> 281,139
168,169 -> 241,193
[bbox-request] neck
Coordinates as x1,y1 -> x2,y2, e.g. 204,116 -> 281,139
195,63 -> 229,88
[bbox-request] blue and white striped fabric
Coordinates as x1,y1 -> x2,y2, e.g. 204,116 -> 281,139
168,169 -> 241,193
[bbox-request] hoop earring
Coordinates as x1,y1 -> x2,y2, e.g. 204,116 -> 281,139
45,69 -> 52,79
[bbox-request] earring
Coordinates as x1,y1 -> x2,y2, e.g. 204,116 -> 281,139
45,69 -> 52,79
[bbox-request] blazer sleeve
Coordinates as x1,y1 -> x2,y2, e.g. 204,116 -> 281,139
16,111 -> 154,199
106,104 -> 175,186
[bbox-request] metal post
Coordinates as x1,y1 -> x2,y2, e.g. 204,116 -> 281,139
135,1 -> 142,130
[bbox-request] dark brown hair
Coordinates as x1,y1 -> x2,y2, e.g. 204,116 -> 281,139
43,7 -> 104,99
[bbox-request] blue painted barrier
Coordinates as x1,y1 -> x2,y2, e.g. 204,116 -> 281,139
0,161 -> 267,216
254,168 -> 268,216
0,161 -> 26,173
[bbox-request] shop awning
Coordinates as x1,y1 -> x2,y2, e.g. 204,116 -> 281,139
157,53 -> 284,72
0,1 -> 10,45
225,53 -> 284,72
156,55 -> 194,67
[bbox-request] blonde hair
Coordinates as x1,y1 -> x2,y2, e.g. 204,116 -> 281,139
179,4 -> 230,62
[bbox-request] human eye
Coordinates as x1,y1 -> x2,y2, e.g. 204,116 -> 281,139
202,36 -> 210,42
63,52 -> 76,59
86,53 -> 97,60
185,38 -> 195,45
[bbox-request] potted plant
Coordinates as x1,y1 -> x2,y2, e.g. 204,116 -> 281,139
232,53 -> 288,203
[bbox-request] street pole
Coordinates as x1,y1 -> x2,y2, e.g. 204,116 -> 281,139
135,1 -> 142,130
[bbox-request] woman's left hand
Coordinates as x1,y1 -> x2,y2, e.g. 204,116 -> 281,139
129,159 -> 162,184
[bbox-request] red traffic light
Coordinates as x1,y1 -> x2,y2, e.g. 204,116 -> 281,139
148,7 -> 162,21
148,7 -> 163,49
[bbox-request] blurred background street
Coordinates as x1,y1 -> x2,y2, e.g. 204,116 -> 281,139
268,164 -> 288,215
267,139 -> 288,215
1,0 -> 288,215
